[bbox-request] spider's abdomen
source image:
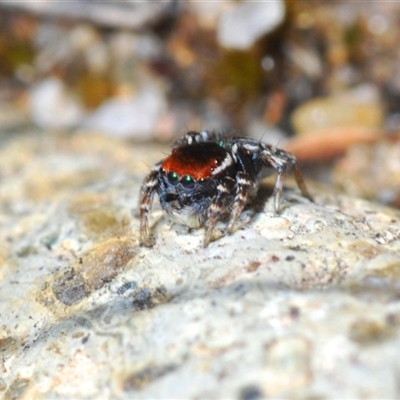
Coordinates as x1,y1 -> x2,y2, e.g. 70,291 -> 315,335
161,142 -> 232,180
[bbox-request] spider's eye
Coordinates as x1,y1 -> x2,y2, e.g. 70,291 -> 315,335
167,171 -> 179,185
181,175 -> 195,189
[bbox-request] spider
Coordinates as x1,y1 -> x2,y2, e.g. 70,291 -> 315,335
139,130 -> 312,247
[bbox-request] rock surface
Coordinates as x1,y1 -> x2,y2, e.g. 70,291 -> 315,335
1,131 -> 400,399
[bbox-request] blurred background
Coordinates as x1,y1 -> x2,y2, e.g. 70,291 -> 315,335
0,0 -> 399,206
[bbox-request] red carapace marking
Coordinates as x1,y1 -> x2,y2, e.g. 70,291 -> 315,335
161,142 -> 228,180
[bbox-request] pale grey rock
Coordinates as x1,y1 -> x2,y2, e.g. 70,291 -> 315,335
34,22 -> 85,74
29,78 -> 85,130
245,118 -> 287,145
188,1 -> 228,29
82,84 -> 167,139
285,43 -> 323,79
217,0 -> 285,49
0,0 -> 175,29
1,131 -> 400,399
334,140 -> 400,205
0,102 -> 29,132
291,84 -> 384,136
110,32 -> 162,62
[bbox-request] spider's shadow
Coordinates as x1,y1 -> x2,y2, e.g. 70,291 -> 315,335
250,180 -> 309,215
250,181 -> 275,213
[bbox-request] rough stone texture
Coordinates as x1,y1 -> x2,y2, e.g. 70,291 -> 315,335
1,131 -> 400,399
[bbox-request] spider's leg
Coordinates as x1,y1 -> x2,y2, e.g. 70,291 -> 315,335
227,171 -> 251,234
272,168 -> 285,213
292,164 -> 313,201
138,162 -> 162,246
258,145 -> 312,213
204,178 -> 231,247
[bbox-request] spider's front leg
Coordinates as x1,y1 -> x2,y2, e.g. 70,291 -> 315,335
259,145 -> 313,213
226,171 -> 252,234
138,163 -> 162,246
204,177 -> 233,247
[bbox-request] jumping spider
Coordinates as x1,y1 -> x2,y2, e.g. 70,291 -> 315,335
139,131 -> 312,247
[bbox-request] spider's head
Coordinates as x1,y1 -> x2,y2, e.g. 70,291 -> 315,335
156,141 -> 233,228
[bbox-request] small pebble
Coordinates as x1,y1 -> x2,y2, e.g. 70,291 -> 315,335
29,78 -> 85,130
291,84 -> 384,136
83,84 -> 167,139
217,0 -> 285,50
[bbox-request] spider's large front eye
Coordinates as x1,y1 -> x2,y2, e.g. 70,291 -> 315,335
181,175 -> 195,189
167,171 -> 179,185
